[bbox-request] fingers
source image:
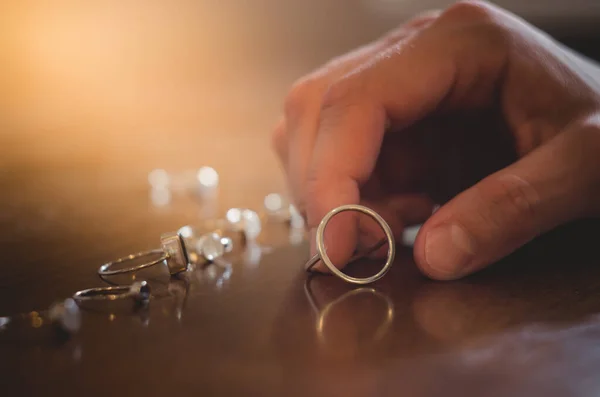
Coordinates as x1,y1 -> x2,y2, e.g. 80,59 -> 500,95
281,43 -> 388,216
272,10 -> 441,216
413,117 -> 600,280
303,27 -> 458,267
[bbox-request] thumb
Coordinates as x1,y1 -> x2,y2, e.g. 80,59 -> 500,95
414,120 -> 600,280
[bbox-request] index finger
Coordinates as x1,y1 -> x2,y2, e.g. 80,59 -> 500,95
305,29 -> 457,269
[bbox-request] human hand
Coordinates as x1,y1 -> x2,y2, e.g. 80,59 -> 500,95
272,0 -> 600,280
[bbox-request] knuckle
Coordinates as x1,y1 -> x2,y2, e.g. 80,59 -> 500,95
284,76 -> 320,119
320,78 -> 358,117
407,9 -> 442,28
479,174 -> 540,231
381,9 -> 441,46
441,0 -> 496,23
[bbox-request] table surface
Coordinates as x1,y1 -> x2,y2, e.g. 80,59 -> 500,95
3,1 -> 600,396
3,162 -> 600,397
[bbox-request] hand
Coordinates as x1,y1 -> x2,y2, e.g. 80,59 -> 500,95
272,0 -> 600,280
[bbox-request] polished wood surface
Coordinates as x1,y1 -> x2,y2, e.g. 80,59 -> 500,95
3,165 -> 600,396
2,1 -> 600,396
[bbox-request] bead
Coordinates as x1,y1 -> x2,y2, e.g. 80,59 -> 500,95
225,208 -> 262,241
197,232 -> 225,261
48,298 -> 81,333
195,233 -> 234,261
289,204 -> 305,229
264,193 -> 284,212
196,166 -> 219,189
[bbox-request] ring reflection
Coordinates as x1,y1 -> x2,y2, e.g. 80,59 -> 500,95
304,276 -> 394,356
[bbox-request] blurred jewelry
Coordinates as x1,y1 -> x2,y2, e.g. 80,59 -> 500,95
0,298 -> 82,338
73,281 -> 151,305
98,232 -> 191,276
225,208 -> 262,241
194,232 -> 233,263
263,193 -> 305,229
304,204 -> 395,285
48,298 -> 82,334
178,226 -> 236,265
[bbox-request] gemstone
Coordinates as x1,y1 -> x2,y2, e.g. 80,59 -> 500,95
160,232 -> 190,274
130,281 -> 151,302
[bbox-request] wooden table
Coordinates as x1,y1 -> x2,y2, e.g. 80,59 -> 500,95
2,2 -> 600,396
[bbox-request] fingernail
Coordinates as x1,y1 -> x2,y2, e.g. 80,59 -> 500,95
425,223 -> 475,278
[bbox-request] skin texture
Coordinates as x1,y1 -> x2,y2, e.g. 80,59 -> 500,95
272,0 -> 600,280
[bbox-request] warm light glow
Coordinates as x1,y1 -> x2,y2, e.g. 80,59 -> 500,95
226,208 -> 242,224
197,166 -> 219,188
264,193 -> 283,212
150,188 -> 171,207
242,209 -> 261,240
148,169 -> 170,189
178,225 -> 194,239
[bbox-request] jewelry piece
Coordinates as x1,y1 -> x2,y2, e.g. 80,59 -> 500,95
225,208 -> 262,241
194,232 -> 233,262
48,298 -> 81,334
178,226 -> 235,267
98,231 -> 190,276
73,281 -> 151,305
304,204 -> 395,285
263,194 -> 305,229
0,298 -> 82,339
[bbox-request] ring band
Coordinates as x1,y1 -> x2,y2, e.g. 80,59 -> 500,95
98,249 -> 167,276
98,232 -> 190,277
73,281 -> 151,303
304,204 -> 395,285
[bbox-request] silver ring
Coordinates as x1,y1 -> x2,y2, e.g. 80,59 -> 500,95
73,281 -> 151,304
98,232 -> 190,276
304,204 -> 395,285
